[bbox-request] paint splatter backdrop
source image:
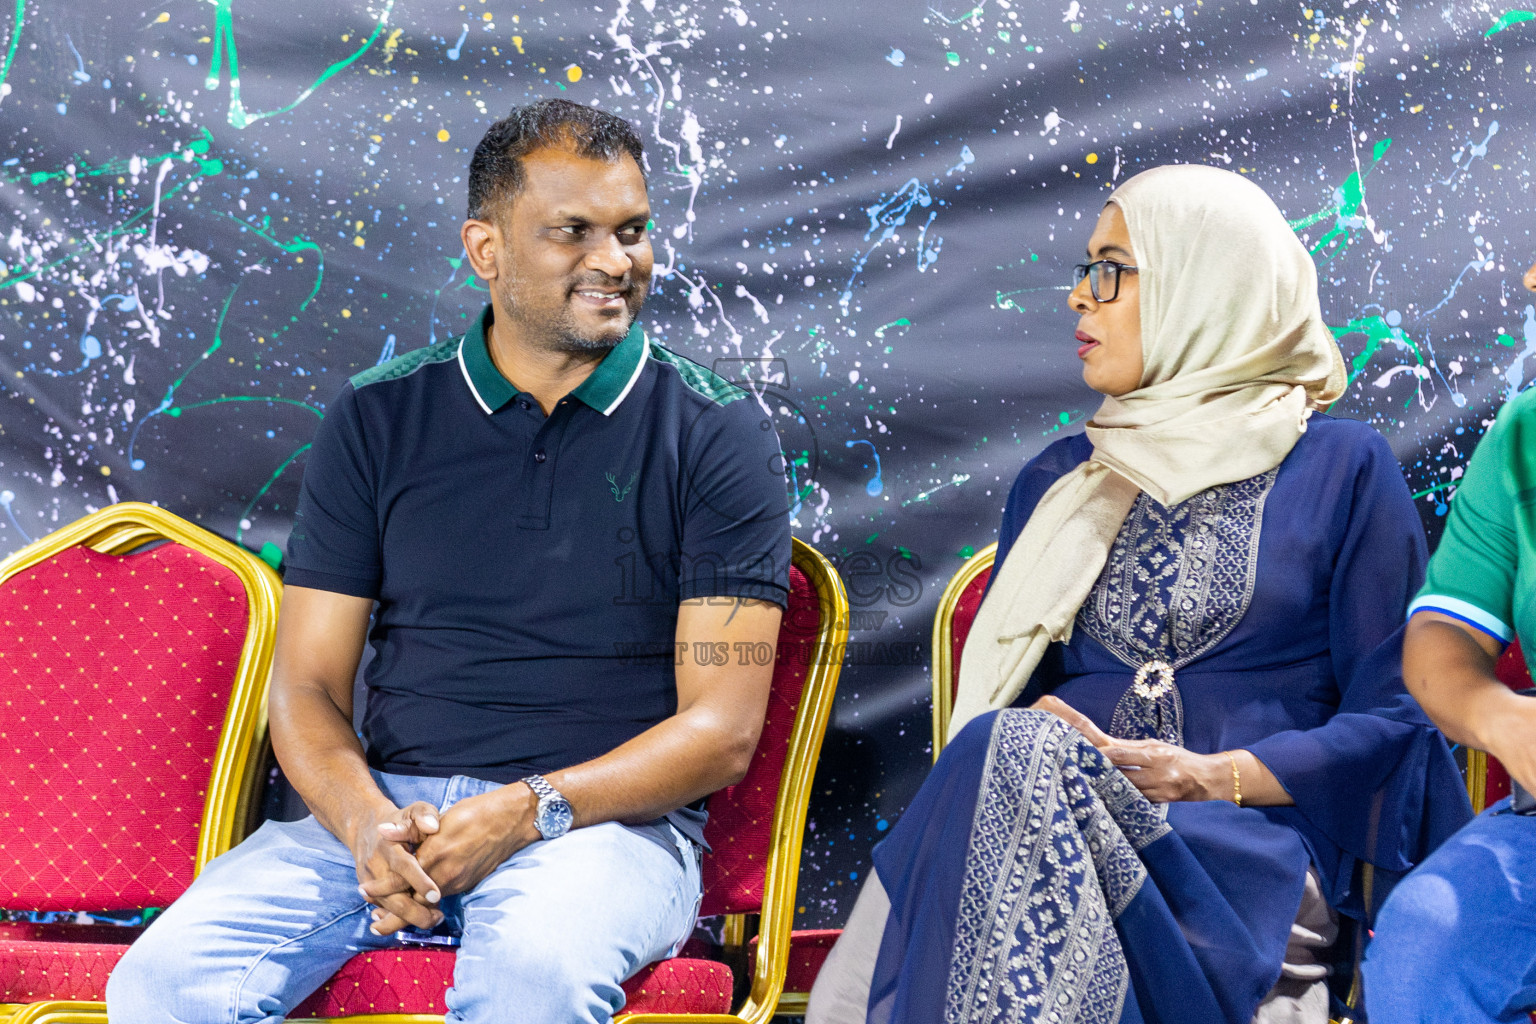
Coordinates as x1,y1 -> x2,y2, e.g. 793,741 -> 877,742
1,0 -> 1532,926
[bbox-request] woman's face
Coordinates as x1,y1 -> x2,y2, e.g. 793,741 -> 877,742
1069,203 -> 1144,396
1525,258 -> 1536,293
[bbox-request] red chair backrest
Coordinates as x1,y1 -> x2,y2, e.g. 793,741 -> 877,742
1484,637 -> 1532,806
949,566 -> 993,703
0,543 -> 249,910
699,564 -> 815,916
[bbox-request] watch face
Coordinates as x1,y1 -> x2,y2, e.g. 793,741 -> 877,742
536,797 -> 573,838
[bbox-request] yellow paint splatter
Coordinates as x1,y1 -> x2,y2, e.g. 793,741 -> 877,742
382,28 -> 404,63
153,11 -> 169,23
354,237 -> 366,248
437,128 -> 451,142
99,466 -> 111,476
341,308 -> 352,318
566,64 -> 582,82
1085,152 -> 1098,164
482,11 -> 493,20
512,35 -> 524,53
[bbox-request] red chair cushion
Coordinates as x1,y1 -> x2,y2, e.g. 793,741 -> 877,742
750,927 -> 842,994
291,948 -> 734,1016
0,938 -> 128,1000
0,542 -> 249,910
949,566 -> 992,701
699,564 -> 815,917
1485,638 -> 1532,806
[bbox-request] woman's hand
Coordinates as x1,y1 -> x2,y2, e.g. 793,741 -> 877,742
1030,694 -> 1115,747
1100,739 -> 1230,803
1032,694 -> 1223,801
1029,695 -> 1291,805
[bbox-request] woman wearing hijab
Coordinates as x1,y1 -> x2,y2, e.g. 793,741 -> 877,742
1361,258 -> 1536,1023
806,165 -> 1469,1024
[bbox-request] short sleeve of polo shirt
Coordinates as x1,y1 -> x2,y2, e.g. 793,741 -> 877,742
677,395 -> 792,608
1409,392 -> 1530,643
284,382 -> 382,599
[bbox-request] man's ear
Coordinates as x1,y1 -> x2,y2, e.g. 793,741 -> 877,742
461,217 -> 501,282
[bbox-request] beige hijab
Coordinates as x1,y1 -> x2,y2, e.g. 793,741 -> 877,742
948,165 -> 1347,739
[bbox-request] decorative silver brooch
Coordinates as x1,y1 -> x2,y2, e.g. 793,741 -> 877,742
1131,659 -> 1176,700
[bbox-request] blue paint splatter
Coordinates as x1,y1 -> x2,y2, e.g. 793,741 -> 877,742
846,439 -> 883,496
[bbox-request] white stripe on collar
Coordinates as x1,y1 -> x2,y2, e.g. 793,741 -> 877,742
457,337 -> 495,415
599,338 -> 649,416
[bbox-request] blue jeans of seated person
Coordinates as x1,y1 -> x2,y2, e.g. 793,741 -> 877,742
105,771 -> 702,1024
1363,799 -> 1536,1023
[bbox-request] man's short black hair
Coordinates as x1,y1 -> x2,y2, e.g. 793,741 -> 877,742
467,98 -> 645,221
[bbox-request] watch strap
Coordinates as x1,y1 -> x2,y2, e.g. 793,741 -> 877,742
521,774 -> 558,802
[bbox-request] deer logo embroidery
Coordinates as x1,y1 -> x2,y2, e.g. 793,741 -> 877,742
606,470 -> 638,502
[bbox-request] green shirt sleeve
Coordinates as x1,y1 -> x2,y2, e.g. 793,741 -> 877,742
1410,388 -> 1536,645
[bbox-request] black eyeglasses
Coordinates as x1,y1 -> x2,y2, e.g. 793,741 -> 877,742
1072,259 -> 1139,302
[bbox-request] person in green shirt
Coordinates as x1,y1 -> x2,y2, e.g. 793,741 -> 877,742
1364,258 -> 1536,1023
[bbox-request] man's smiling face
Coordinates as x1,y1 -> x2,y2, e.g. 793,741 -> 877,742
488,144 -> 654,353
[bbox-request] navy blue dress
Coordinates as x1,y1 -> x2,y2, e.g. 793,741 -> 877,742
867,416 -> 1471,1024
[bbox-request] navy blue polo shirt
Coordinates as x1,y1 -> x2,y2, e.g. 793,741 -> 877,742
285,305 -> 791,847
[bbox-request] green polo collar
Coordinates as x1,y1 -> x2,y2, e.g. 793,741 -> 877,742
457,305 -> 649,417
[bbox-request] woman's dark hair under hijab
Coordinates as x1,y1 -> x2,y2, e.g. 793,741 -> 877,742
466,98 -> 646,222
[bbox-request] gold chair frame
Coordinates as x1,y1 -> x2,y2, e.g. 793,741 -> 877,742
0,502 -> 282,1021
929,543 -> 997,762
18,537 -> 846,1024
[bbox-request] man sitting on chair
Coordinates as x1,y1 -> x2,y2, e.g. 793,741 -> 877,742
106,98 -> 790,1024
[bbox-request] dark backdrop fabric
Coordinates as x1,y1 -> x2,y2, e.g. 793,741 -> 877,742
0,0 -> 1531,929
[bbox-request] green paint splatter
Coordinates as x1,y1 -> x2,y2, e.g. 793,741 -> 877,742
932,6 -> 985,25
206,0 -> 396,129
865,532 -> 880,544
1498,332 -> 1518,347
235,443 -> 313,542
1411,480 -> 1457,500
0,0 -> 24,100
257,542 -> 284,571
1486,10 -> 1536,36
896,546 -> 914,560
216,210 -> 325,310
1286,140 -> 1392,264
1330,315 -> 1425,386
945,51 -> 961,65
958,545 -> 976,559
18,128 -> 222,186
874,317 -> 912,339
1043,409 -> 1086,435
175,395 -> 325,419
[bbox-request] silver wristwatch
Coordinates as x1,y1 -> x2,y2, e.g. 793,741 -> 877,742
520,774 -> 574,840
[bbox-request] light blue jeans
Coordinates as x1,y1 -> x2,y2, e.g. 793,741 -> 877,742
1364,799 -> 1536,1023
105,771 -> 702,1024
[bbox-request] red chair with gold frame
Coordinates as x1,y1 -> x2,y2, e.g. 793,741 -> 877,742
930,543 -> 998,761
12,536 -> 846,1024
0,502 -> 280,1022
763,543 -> 1000,1017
